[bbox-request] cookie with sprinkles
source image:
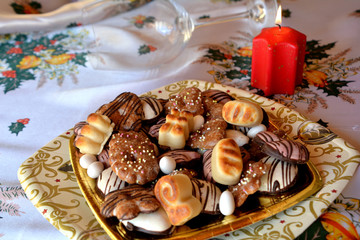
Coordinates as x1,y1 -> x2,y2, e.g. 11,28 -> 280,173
164,87 -> 204,116
187,118 -> 227,150
108,131 -> 159,185
228,161 -> 267,207
202,97 -> 224,120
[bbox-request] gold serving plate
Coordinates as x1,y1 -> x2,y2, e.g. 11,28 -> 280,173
69,80 -> 323,240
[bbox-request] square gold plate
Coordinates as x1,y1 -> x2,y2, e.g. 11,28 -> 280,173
69,80 -> 323,240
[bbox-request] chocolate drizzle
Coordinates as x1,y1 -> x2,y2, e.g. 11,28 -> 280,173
202,150 -> 213,182
96,168 -> 127,197
264,139 -> 310,164
141,97 -> 163,121
159,150 -> 201,168
201,89 -> 234,104
101,185 -> 159,220
253,131 -> 281,146
97,92 -> 143,131
191,178 -> 221,214
260,156 -> 298,194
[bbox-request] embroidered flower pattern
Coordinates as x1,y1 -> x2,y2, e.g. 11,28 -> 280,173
199,40 -> 360,113
131,15 -> 155,28
10,0 -> 42,14
138,44 -> 157,55
0,29 -> 89,93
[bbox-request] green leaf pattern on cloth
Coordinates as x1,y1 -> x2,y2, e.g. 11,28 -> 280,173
0,29 -> 89,93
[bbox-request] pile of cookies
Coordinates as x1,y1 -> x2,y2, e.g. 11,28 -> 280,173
73,87 -> 310,236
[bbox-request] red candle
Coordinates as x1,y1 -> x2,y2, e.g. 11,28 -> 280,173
251,6 -> 306,96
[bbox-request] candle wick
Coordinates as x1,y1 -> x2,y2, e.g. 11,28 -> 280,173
276,24 -> 282,29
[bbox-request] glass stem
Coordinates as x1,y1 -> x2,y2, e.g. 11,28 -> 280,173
193,10 -> 250,29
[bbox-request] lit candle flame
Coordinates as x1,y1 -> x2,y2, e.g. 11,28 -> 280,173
275,5 -> 282,26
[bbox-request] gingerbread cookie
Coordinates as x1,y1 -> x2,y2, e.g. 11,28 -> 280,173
97,147 -> 110,168
201,89 -> 234,104
228,160 -> 267,207
101,185 -> 160,220
202,97 -> 224,120
148,117 -> 166,138
187,118 -> 227,150
96,92 -> 143,131
191,178 -> 221,214
108,131 -> 159,185
164,87 -> 204,116
202,149 -> 213,182
253,131 -> 281,146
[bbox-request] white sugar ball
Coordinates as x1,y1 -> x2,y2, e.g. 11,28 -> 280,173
159,156 -> 176,174
219,190 -> 235,216
225,129 -> 249,146
193,115 -> 205,131
247,124 -> 267,138
79,154 -> 97,169
87,161 -> 104,179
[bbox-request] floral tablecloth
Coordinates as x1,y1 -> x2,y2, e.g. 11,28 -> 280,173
1,0 -> 359,239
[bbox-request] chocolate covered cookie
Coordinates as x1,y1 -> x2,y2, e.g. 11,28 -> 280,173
96,92 -> 143,131
201,89 -> 234,104
101,185 -> 160,220
258,156 -> 298,194
262,139 -> 310,164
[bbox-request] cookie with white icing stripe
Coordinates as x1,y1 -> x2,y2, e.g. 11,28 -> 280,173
122,207 -> 174,236
202,150 -> 213,182
262,139 -> 310,164
191,178 -> 221,214
258,156 -> 298,194
158,150 -> 201,169
201,89 -> 234,104
96,167 -> 127,198
253,131 -> 281,146
141,96 -> 164,123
